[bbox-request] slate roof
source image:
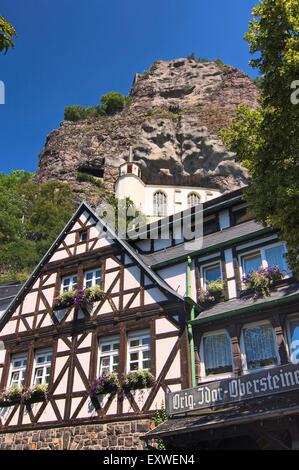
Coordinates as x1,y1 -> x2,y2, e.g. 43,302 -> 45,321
143,389 -> 299,440
0,284 -> 22,301
192,283 -> 299,324
0,284 -> 22,320
139,219 -> 270,268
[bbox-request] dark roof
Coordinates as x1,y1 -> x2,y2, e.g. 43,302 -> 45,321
192,283 -> 299,324
0,284 -> 22,302
143,389 -> 299,440
140,219 -> 270,268
0,203 -> 195,330
128,188 -> 245,241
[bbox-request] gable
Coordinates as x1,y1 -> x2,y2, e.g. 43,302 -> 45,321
0,203 -> 186,336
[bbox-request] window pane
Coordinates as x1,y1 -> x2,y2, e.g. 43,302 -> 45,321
265,245 -> 288,273
244,325 -> 277,370
102,345 -> 111,352
243,253 -> 262,274
130,353 -> 138,361
142,337 -> 150,346
142,360 -> 151,370
289,320 -> 299,363
203,334 -> 232,376
130,340 -> 139,348
130,363 -> 138,371
204,265 -> 221,284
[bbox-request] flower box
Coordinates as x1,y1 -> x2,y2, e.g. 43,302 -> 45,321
90,372 -> 120,400
242,266 -> 284,299
53,286 -> 105,311
123,370 -> 155,391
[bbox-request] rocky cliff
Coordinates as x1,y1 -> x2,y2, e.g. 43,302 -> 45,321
36,58 -> 259,205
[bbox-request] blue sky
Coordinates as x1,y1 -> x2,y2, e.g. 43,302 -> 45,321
0,0 -> 258,174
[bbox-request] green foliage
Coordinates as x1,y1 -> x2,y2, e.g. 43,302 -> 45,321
199,280 -> 224,306
0,171 -> 73,284
124,370 -> 155,390
0,16 -> 16,53
100,91 -> 131,115
145,107 -> 180,120
222,0 -> 299,275
76,172 -> 103,188
55,290 -> 77,309
5,385 -> 23,401
153,402 -> 167,450
206,280 -> 224,297
84,286 -> 105,302
64,105 -> 88,122
64,92 -> 131,121
101,195 -> 147,235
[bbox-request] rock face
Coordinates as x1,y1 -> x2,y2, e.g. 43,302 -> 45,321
36,58 -> 259,205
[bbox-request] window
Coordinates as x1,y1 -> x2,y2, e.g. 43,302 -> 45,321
240,242 -> 291,278
201,331 -> 233,377
242,252 -> 262,275
84,269 -> 101,288
231,205 -> 255,225
10,354 -> 27,387
99,337 -> 120,374
79,230 -> 88,242
33,349 -> 52,384
188,192 -> 201,208
61,274 -> 77,293
153,191 -> 167,217
288,317 -> 299,364
242,322 -> 278,371
203,216 -> 218,236
128,330 -> 151,371
201,262 -> 222,289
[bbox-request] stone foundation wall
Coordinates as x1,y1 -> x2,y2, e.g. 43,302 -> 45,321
0,419 -> 150,450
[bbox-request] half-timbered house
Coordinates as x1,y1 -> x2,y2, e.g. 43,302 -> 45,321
142,189 -> 299,450
0,203 -> 193,450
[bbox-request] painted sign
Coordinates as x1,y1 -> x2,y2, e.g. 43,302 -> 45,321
167,363 -> 299,416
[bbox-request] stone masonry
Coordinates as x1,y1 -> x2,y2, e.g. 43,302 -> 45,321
0,419 -> 150,450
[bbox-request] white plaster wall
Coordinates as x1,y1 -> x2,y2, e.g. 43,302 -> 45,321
157,262 -> 187,297
155,318 -> 178,335
156,337 -> 177,376
224,248 -> 237,299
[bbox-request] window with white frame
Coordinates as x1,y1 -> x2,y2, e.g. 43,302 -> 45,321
84,269 -> 101,288
10,354 -> 27,387
153,191 -> 167,217
33,349 -> 52,384
201,262 -> 222,289
98,337 -> 120,374
61,274 -> 77,293
241,322 -> 279,371
201,331 -> 233,377
240,242 -> 290,279
288,316 -> 299,364
188,192 -> 201,208
128,330 -> 151,372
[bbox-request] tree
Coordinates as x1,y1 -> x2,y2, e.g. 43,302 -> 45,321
100,92 -> 130,115
222,0 -> 299,274
0,172 -> 74,283
0,16 -> 16,53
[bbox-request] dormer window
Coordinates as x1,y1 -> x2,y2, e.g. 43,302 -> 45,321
188,192 -> 201,208
153,191 -> 167,217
